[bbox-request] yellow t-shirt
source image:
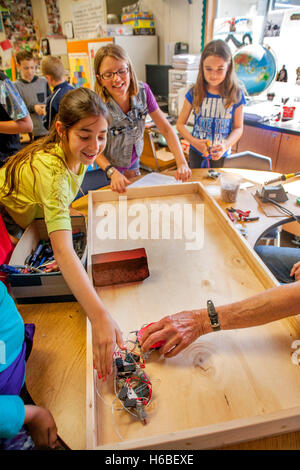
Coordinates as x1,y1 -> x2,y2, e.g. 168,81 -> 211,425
0,144 -> 86,234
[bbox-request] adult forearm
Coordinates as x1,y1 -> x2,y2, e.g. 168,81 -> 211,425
141,282 -> 300,357
211,282 -> 300,334
162,127 -> 186,166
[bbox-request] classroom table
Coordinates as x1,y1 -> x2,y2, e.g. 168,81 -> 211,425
19,168 -> 300,450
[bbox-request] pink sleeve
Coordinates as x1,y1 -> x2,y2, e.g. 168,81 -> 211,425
143,82 -> 158,114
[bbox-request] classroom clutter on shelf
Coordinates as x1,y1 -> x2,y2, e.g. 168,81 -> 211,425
120,2 -> 155,35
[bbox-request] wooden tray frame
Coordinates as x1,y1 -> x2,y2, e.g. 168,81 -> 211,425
86,182 -> 300,450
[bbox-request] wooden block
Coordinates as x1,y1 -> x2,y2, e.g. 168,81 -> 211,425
92,248 -> 149,287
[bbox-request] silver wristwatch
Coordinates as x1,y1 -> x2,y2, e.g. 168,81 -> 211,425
105,165 -> 116,179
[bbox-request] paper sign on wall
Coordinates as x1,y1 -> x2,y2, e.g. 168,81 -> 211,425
72,0 -> 106,39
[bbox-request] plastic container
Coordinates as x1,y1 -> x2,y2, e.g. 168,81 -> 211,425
220,173 -> 241,203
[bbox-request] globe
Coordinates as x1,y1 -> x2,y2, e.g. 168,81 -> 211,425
233,44 -> 277,96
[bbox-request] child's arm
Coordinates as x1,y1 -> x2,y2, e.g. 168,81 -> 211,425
94,153 -> 130,193
49,229 -> 124,378
177,99 -> 210,157
24,405 -> 57,449
211,104 -> 244,160
149,107 -> 191,181
0,115 -> 33,134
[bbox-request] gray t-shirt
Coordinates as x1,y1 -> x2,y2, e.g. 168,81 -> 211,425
14,76 -> 50,138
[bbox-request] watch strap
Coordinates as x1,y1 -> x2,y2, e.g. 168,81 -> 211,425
105,165 -> 116,179
104,164 -> 113,176
207,299 -> 220,331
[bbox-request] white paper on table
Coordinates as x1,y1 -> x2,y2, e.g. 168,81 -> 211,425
128,173 -> 181,188
240,182 -> 255,190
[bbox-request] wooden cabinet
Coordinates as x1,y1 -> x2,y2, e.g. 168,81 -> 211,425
275,133 -> 300,173
235,125 -> 281,170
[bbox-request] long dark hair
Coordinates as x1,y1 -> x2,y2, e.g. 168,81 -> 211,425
193,39 -> 241,112
1,87 -> 109,198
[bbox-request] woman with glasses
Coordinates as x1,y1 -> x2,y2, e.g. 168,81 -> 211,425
94,44 -> 191,192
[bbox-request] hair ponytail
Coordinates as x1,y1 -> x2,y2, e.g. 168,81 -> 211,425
1,87 -> 109,198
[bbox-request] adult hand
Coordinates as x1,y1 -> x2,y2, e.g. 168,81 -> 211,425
191,138 -> 210,157
140,310 -> 206,358
110,170 -> 131,193
290,261 -> 300,281
211,141 -> 226,160
175,163 -> 192,182
92,312 -> 125,379
34,104 -> 46,116
24,405 -> 58,449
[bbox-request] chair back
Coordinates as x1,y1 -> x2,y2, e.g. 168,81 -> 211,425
223,151 -> 272,171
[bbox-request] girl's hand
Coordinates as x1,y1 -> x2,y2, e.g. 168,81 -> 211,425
175,163 -> 192,182
290,261 -> 300,281
92,312 -> 125,379
192,138 -> 211,156
24,405 -> 58,449
110,170 -> 130,193
211,141 -> 226,160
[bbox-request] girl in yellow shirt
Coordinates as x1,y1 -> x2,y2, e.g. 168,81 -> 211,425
0,87 -> 124,379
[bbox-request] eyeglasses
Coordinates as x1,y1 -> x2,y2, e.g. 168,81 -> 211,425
99,67 -> 129,80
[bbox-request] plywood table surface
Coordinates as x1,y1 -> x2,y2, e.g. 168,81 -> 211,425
20,169 -> 300,450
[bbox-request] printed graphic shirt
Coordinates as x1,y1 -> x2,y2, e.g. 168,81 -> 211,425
185,88 -> 246,157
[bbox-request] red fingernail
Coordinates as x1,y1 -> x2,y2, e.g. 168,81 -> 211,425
103,376 -> 106,382
98,373 -> 102,379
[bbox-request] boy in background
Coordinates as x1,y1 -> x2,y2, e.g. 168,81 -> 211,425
14,51 -> 50,141
41,56 -> 74,129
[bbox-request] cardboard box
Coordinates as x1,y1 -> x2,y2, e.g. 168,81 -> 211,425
125,19 -> 155,35
9,216 -> 87,304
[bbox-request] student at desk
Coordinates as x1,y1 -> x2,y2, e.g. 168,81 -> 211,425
93,44 -> 191,192
0,88 -> 124,380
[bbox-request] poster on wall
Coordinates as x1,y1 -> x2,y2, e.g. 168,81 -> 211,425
88,41 -> 111,89
71,0 -> 106,39
213,16 -> 264,54
68,53 -> 92,89
264,11 -> 284,37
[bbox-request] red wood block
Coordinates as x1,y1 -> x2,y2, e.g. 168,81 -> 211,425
92,248 -> 150,287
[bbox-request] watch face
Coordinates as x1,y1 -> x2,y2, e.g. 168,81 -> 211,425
107,167 -> 115,178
